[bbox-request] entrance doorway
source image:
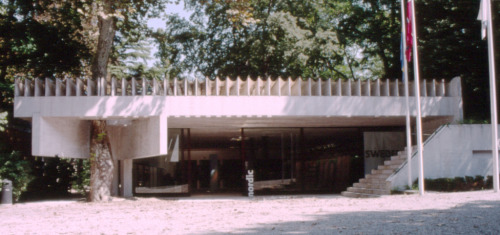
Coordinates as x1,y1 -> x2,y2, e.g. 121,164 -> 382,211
132,127 -> 366,196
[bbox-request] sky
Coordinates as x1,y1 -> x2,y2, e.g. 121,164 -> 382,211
148,1 -> 192,30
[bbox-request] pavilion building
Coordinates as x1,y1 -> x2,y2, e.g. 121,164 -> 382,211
14,76 -> 463,197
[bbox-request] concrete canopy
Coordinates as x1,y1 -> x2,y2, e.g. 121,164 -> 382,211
14,77 -> 462,159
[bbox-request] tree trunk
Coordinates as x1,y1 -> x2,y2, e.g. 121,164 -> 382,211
91,0 -> 116,82
89,0 -> 116,202
89,120 -> 114,202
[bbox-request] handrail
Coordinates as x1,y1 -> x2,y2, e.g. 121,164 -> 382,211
391,124 -> 448,175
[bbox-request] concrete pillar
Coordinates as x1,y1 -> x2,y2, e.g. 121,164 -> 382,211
196,160 -> 201,190
150,167 -> 157,187
187,129 -> 192,190
300,128 -> 305,192
111,159 -> 119,196
122,79 -> 127,96
121,159 -> 133,197
209,154 -> 218,192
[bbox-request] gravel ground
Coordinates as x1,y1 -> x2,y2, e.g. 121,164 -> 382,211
1,190 -> 499,234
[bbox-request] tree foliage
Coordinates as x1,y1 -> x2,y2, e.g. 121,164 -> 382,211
26,157 -> 73,197
158,0 -> 378,80
414,0 -> 499,120
0,0 -> 93,112
336,0 -> 400,79
0,145 -> 32,201
0,0 -> 92,80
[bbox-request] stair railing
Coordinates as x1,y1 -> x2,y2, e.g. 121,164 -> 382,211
391,124 -> 448,175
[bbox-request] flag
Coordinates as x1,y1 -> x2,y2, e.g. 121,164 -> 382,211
477,0 -> 488,40
406,0 -> 413,62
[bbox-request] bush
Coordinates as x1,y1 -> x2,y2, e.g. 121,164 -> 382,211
0,149 -> 33,201
414,175 -> 499,192
473,175 -> 484,188
486,175 -> 493,188
26,157 -> 74,197
24,157 -> 90,199
70,159 -> 90,196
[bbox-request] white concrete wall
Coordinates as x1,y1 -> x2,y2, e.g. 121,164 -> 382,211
121,159 -> 133,197
111,160 -> 119,196
389,124 -> 500,189
32,115 -> 90,158
32,116 -> 168,160
14,76 -> 462,120
107,116 -> 168,160
364,132 -> 406,175
14,95 -> 462,120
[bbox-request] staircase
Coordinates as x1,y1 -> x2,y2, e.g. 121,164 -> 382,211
341,149 -> 409,198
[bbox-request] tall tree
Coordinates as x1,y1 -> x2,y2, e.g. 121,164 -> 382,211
85,0 -> 173,201
2,0 -> 174,201
87,0 -> 116,201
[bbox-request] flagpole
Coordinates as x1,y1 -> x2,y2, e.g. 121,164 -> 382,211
401,0 -> 412,189
485,0 -> 499,192
409,0 -> 425,195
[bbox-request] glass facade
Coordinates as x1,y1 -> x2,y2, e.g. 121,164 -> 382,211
132,127 -> 370,196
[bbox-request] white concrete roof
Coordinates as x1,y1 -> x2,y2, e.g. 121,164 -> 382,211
13,76 -> 462,159
14,76 -> 463,123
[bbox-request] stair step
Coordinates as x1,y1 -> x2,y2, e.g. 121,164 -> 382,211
347,187 -> 390,195
342,145 -> 414,198
359,178 -> 390,185
406,146 -> 417,152
371,169 -> 394,175
398,150 -> 413,156
341,191 -> 381,198
378,164 -> 400,170
391,155 -> 405,161
365,173 -> 391,180
354,182 -> 391,190
384,158 -> 405,165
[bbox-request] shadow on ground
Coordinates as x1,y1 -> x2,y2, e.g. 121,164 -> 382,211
205,200 -> 500,235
